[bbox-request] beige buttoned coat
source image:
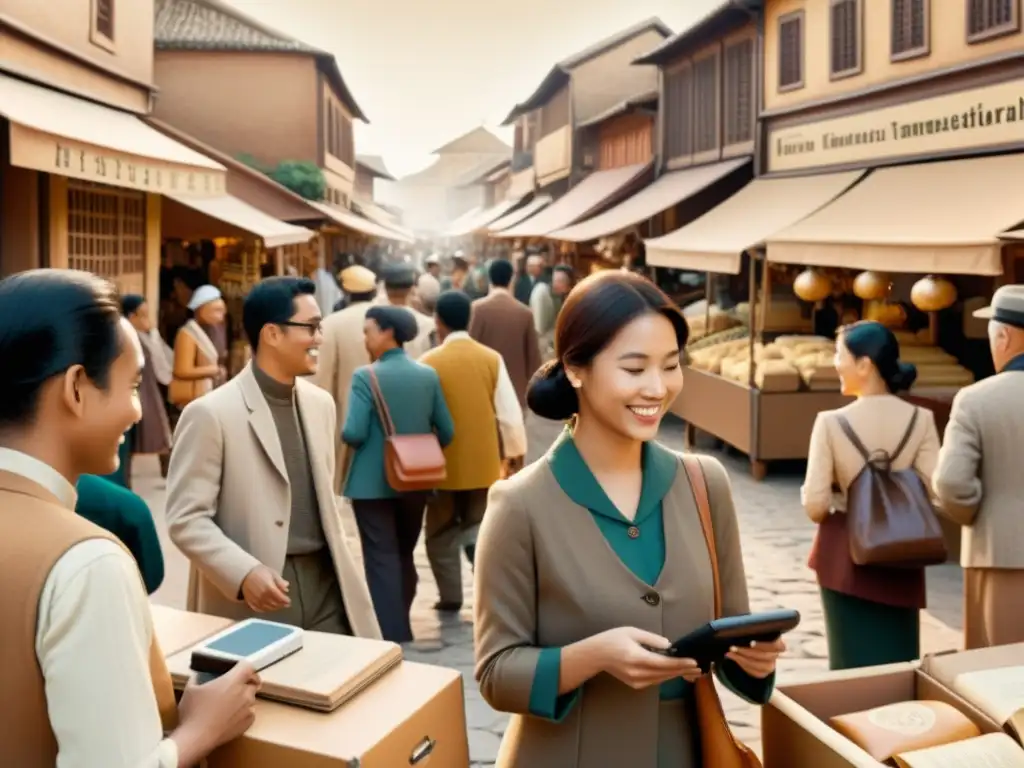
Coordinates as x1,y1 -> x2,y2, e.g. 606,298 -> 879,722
474,451 -> 753,767
165,364 -> 381,639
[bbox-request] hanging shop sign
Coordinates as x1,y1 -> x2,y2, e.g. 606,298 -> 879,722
767,78 -> 1024,173
10,124 -> 227,197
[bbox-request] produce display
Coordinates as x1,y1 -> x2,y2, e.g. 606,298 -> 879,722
688,327 -> 975,392
689,335 -> 837,392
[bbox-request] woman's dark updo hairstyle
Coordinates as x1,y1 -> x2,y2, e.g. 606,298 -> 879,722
527,271 -> 689,420
366,305 -> 418,346
840,320 -> 917,393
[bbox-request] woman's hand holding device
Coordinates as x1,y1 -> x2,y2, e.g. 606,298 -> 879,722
725,637 -> 786,679
594,627 -> 703,689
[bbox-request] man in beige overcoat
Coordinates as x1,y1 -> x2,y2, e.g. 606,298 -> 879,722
934,284 -> 1024,649
167,276 -> 380,638
315,263 -> 435,492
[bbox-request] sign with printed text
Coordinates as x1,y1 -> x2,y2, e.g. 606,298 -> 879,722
9,124 -> 226,197
767,78 -> 1024,173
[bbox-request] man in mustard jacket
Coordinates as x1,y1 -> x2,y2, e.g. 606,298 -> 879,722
420,291 -> 527,611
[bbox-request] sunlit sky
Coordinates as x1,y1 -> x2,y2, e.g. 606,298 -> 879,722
226,0 -> 721,178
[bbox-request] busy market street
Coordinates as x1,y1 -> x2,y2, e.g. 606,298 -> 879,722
140,413 -> 965,766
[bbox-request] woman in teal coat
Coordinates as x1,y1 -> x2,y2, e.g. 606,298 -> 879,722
343,305 -> 455,642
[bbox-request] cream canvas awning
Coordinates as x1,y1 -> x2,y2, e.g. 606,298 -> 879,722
164,194 -> 314,248
352,199 -> 416,240
488,195 -> 553,233
645,170 -> 865,273
311,201 -> 414,243
497,162 -> 651,238
447,195 -> 527,237
549,158 -> 749,243
0,73 -> 226,196
767,154 -> 1024,275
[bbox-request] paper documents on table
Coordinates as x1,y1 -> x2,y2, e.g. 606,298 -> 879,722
894,733 -> 1024,767
952,665 -> 1024,736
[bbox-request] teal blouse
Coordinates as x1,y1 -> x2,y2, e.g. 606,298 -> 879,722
526,430 -> 774,722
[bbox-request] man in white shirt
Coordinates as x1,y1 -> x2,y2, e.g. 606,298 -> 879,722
0,269 -> 257,767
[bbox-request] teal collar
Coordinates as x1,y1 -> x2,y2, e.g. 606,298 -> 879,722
548,427 -> 678,525
377,347 -> 405,363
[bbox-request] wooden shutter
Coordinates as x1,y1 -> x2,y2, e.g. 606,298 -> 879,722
693,54 -> 718,154
778,13 -> 804,90
724,38 -> 754,146
665,65 -> 693,161
830,0 -> 861,77
892,0 -> 928,58
967,0 -> 1018,40
95,0 -> 114,40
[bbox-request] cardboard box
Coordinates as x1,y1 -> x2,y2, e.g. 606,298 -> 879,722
762,661 -> 1003,767
150,603 -> 235,657
208,661 -> 469,768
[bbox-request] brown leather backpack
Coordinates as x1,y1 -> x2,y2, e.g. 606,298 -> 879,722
367,367 -> 447,492
836,409 -> 947,568
681,455 -> 762,768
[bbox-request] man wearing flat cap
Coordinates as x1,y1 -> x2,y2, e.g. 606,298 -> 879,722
934,284 -> 1024,649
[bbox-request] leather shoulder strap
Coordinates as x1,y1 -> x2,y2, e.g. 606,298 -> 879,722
366,366 -> 396,437
890,407 -> 920,464
835,415 -> 871,462
681,454 -> 721,619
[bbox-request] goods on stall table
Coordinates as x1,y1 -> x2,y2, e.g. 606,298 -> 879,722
689,334 -> 840,393
830,700 -> 980,763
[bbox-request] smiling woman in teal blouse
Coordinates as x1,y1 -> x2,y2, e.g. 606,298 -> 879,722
473,272 -> 783,768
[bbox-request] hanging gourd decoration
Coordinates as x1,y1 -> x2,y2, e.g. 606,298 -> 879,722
792,268 -> 832,303
852,271 -> 891,301
910,275 -> 957,312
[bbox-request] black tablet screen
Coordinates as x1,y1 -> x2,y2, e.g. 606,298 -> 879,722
205,623 -> 293,657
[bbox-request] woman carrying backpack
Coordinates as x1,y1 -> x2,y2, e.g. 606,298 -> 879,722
803,321 -> 941,670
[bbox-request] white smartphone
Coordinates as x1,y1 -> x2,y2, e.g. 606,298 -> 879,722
190,618 -> 304,677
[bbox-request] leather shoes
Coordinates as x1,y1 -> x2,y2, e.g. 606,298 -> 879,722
434,600 -> 462,612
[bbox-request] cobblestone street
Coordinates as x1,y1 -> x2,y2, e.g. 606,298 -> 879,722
141,414 -> 964,767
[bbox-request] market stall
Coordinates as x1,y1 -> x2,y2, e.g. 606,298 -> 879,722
644,171 -> 865,479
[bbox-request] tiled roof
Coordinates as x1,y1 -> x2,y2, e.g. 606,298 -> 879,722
154,0 -> 316,52
356,155 -> 395,181
153,0 -> 368,121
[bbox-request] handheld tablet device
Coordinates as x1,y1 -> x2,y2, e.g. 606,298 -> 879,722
656,609 -> 800,672
190,618 -> 304,677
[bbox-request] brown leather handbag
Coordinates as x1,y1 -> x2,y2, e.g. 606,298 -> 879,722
367,367 -> 447,492
836,409 -> 947,568
681,455 -> 763,768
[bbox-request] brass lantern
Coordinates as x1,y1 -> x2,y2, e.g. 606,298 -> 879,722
852,271 -> 890,301
792,268 -> 832,303
910,275 -> 958,312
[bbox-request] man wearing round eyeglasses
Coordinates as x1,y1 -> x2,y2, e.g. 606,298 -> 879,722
166,277 -> 381,639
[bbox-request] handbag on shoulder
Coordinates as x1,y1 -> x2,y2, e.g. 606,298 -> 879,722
367,366 -> 447,492
681,455 -> 762,768
836,408 -> 947,568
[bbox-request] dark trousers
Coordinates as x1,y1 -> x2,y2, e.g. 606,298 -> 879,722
425,489 -> 488,605
352,493 -> 427,643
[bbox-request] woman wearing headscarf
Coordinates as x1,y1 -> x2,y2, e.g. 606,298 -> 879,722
168,284 -> 228,415
342,305 -> 455,643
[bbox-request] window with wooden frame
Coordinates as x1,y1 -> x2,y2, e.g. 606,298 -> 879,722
693,53 -> 719,154
778,11 -> 804,92
91,0 -> 115,50
966,0 -> 1020,42
892,0 -> 929,60
723,37 -> 754,146
664,63 -> 694,160
830,0 -> 862,79
67,181 -> 146,297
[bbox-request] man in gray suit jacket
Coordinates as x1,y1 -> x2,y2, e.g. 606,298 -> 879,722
934,284 -> 1024,649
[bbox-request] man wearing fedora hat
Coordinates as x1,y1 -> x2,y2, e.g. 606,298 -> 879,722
934,284 -> 1024,649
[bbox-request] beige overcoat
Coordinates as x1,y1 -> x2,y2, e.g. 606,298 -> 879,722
474,451 -> 754,767
314,299 -> 435,492
165,364 -> 381,639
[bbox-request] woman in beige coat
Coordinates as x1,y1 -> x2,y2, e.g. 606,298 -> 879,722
474,272 -> 783,767
168,285 -> 228,415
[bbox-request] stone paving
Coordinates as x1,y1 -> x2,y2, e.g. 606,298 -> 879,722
139,414 -> 964,767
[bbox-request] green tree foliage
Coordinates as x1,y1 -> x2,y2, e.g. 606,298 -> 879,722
235,155 -> 326,202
